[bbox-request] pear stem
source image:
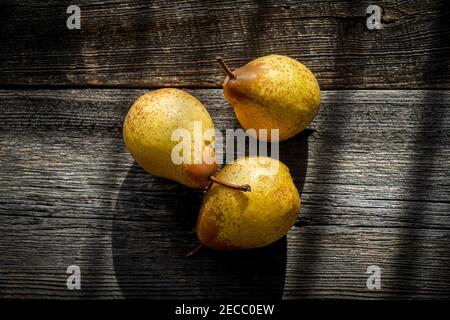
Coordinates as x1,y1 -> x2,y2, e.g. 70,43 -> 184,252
186,243 -> 203,258
216,56 -> 236,80
209,175 -> 251,192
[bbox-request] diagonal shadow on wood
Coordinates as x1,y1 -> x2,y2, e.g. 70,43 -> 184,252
392,0 -> 450,297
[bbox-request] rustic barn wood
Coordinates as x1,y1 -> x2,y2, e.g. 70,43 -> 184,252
0,0 -> 449,88
0,89 -> 449,298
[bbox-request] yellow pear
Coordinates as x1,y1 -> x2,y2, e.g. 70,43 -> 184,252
196,156 -> 300,250
217,55 -> 320,141
123,88 -> 218,189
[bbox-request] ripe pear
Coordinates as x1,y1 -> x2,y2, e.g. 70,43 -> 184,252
196,156 -> 300,250
123,88 -> 218,189
217,55 -> 320,141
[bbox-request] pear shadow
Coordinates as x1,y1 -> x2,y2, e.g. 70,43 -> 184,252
112,162 -> 290,299
279,129 -> 312,196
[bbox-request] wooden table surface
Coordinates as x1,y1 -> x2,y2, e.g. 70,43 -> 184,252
0,0 -> 449,299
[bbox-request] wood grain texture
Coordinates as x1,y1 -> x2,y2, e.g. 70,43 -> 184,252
0,0 -> 449,88
0,89 -> 449,299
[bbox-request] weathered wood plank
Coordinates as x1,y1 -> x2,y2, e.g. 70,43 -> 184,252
0,89 -> 449,298
0,1 -> 449,88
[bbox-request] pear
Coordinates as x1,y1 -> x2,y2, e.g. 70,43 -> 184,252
196,156 -> 300,250
217,55 -> 320,141
123,88 -> 218,189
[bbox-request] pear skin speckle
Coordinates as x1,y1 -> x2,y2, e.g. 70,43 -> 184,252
196,156 -> 300,250
123,88 -> 217,189
223,55 -> 320,141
